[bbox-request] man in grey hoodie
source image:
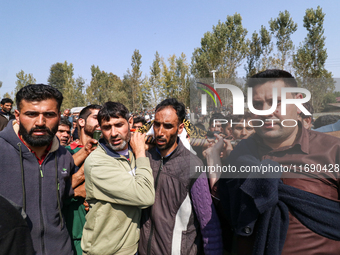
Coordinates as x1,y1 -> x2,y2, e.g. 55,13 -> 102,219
0,84 -> 74,255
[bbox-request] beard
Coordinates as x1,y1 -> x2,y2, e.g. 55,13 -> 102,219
156,131 -> 178,151
84,123 -> 97,138
20,124 -> 57,147
106,132 -> 131,151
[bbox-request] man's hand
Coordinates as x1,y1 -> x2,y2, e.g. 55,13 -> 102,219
83,200 -> 89,212
130,132 -> 146,158
74,182 -> 86,198
72,139 -> 98,166
72,164 -> 85,189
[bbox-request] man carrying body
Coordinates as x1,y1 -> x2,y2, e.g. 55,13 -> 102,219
63,104 -> 101,255
0,84 -> 74,254
81,101 -> 155,255
0,98 -> 15,131
208,69 -> 340,254
139,98 -> 223,255
56,117 -> 72,146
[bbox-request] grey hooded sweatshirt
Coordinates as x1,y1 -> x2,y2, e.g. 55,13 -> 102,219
0,120 -> 74,255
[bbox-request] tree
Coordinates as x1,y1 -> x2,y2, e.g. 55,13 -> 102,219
62,76 -> 86,110
86,65 -> 127,106
269,10 -> 298,69
149,51 -> 162,106
2,92 -> 13,101
245,26 -> 274,77
48,61 -> 74,92
191,13 -> 248,79
293,6 -> 333,112
14,70 -> 36,104
123,49 -> 151,113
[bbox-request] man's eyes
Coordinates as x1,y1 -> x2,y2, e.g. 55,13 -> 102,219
25,112 -> 57,117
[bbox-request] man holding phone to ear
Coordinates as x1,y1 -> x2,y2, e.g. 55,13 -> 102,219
63,104 -> 101,255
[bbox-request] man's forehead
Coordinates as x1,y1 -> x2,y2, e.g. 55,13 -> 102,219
20,99 -> 59,110
102,116 -> 127,125
58,124 -> 70,130
155,107 -> 178,120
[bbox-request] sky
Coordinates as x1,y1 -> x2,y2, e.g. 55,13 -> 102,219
1,0 -> 340,96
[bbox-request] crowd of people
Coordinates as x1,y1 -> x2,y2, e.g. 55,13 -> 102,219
0,69 -> 340,255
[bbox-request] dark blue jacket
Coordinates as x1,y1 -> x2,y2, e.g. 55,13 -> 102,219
0,120 -> 74,255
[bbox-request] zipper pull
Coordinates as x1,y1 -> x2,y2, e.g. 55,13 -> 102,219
39,165 -> 43,178
160,157 -> 163,171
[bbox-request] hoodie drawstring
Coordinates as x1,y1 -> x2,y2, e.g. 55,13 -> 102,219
55,154 -> 64,229
17,142 -> 26,212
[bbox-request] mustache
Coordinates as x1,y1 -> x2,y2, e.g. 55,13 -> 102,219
29,126 -> 54,136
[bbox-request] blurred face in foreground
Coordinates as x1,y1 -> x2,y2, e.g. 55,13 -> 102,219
251,80 -> 302,148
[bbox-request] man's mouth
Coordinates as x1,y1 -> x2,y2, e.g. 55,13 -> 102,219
111,139 -> 121,145
32,130 -> 48,135
156,139 -> 166,146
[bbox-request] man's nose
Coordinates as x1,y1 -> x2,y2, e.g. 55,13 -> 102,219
241,128 -> 247,136
111,126 -> 118,137
35,114 -> 46,126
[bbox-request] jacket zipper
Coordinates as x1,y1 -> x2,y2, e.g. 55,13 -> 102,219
147,157 -> 163,255
39,164 -> 46,255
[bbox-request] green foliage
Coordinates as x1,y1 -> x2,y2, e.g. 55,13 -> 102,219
48,62 -> 73,92
14,70 -> 36,105
123,49 -> 151,113
2,92 -> 13,101
269,10 -> 298,69
86,65 -> 127,106
158,53 -> 190,106
149,51 -> 162,106
293,6 -> 333,112
245,26 -> 274,77
191,13 -> 248,79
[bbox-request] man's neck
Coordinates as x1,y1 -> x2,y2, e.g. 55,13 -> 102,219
159,141 -> 178,158
79,130 -> 91,146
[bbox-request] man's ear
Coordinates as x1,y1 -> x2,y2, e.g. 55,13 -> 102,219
15,109 -> 20,124
178,122 -> 185,135
128,116 -> 134,128
295,93 -> 304,114
78,118 -> 85,128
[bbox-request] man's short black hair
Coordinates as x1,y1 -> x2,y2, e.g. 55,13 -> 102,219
98,101 -> 130,126
1,98 -> 13,105
246,69 -> 298,88
79,104 -> 102,122
133,116 -> 146,126
155,98 -> 186,124
16,84 -> 63,111
209,113 -> 225,127
59,117 -> 72,129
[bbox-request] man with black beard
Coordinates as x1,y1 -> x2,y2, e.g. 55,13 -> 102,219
0,84 -> 74,255
64,104 -> 101,255
81,101 -> 154,255
139,98 -> 223,255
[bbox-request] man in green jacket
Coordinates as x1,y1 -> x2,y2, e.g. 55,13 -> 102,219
81,101 -> 155,255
